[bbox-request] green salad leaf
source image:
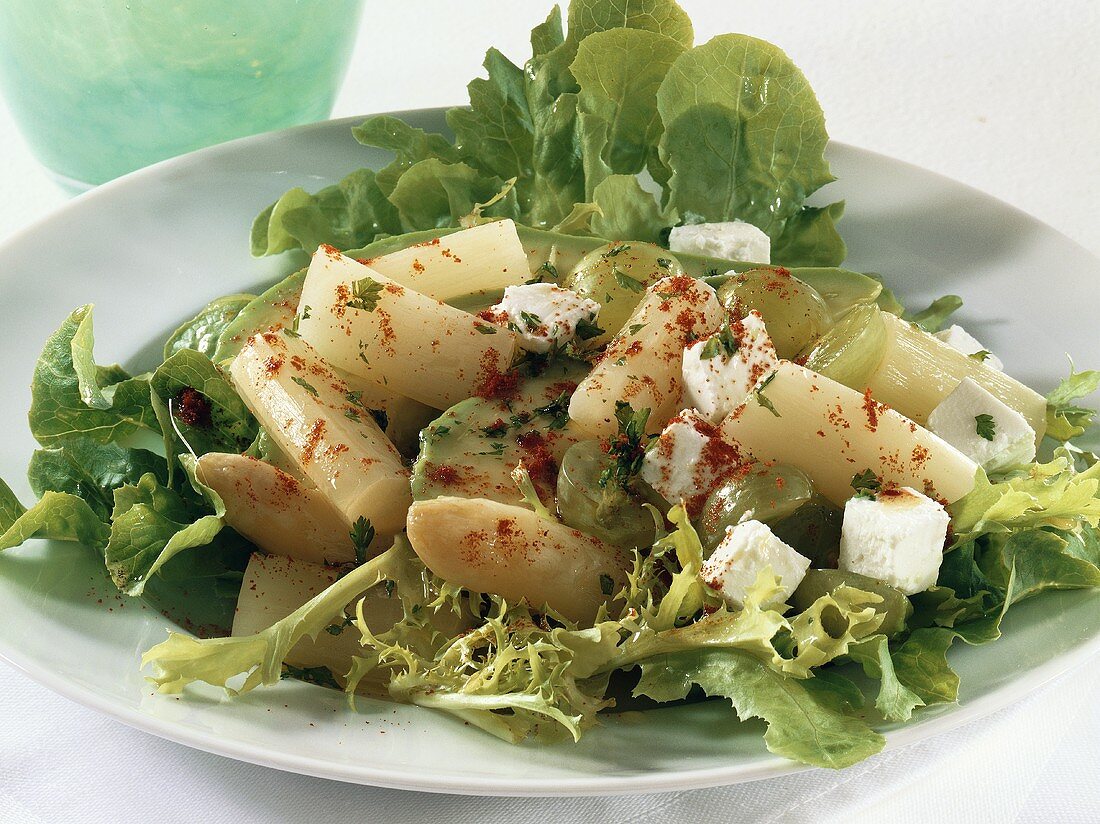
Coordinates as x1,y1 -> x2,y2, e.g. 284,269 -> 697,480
29,306 -> 158,446
163,294 -> 255,361
104,458 -> 229,595
0,476 -> 108,552
904,294 -> 963,332
655,34 -> 842,262
633,648 -> 885,769
1045,364 -> 1100,441
28,437 -> 167,522
251,0 -> 843,266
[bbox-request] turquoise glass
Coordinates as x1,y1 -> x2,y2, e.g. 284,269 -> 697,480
0,1 -> 365,189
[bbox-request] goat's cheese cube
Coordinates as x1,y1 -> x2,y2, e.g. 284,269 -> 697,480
838,487 -> 949,595
682,310 -> 778,422
701,520 -> 810,609
933,324 -> 1004,371
927,377 -> 1035,473
488,283 -> 600,353
669,220 -> 771,264
640,409 -> 723,503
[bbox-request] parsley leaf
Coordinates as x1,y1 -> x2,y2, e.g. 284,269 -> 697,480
627,323 -> 647,335
574,316 -> 605,341
599,402 -> 651,488
613,267 -> 645,293
474,323 -> 498,335
346,277 -> 385,312
603,243 -> 630,258
850,469 -> 881,499
970,350 -> 991,363
526,260 -> 557,285
699,321 -> 739,360
520,311 -> 543,332
534,390 -> 572,431
753,372 -> 780,417
350,516 -> 375,565
291,376 -> 318,397
975,413 -> 997,441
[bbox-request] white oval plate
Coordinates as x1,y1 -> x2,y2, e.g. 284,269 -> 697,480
1,111 -> 1098,796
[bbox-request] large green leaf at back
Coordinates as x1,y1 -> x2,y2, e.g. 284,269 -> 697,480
656,35 -> 837,251
163,294 -> 255,361
572,28 -> 685,174
0,476 -> 108,552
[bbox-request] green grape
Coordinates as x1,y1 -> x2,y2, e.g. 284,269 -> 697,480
715,268 -> 832,359
556,441 -> 658,549
770,498 -> 843,568
790,569 -> 913,636
563,242 -> 685,346
695,464 -> 814,556
800,302 -> 888,388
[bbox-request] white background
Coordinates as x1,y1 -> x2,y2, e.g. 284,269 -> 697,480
1,1 -> 1099,821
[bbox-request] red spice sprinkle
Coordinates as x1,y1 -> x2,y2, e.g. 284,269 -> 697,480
496,518 -> 518,539
263,355 -> 285,377
174,388 -> 212,429
474,352 -> 520,400
412,260 -> 425,274
425,464 -> 460,486
320,243 -> 341,257
301,420 -> 326,465
516,431 -> 558,486
862,388 -> 885,432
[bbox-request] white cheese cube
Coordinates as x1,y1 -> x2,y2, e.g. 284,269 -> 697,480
640,409 -> 723,504
933,324 -> 1004,371
838,487 -> 949,595
669,220 -> 771,264
701,520 -> 810,609
927,377 -> 1036,473
682,310 -> 779,422
488,283 -> 600,353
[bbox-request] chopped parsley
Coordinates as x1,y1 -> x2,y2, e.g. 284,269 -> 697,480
656,257 -> 672,270
346,276 -> 385,312
599,402 -> 652,488
324,614 -> 354,636
603,243 -> 630,258
526,260 -> 558,284
478,441 -> 506,457
753,372 -> 780,417
350,516 -> 375,565
520,311 -> 543,332
291,376 -> 319,397
970,350 -> 992,363
481,420 -> 510,438
474,322 -> 498,335
574,316 -> 605,341
613,267 -> 645,293
534,390 -> 572,430
699,321 -> 739,360
627,323 -> 647,335
850,469 -> 881,499
975,413 -> 997,441
301,305 -> 312,320
431,424 -> 452,442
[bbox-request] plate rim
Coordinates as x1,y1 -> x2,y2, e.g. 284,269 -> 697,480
1,110 -> 1098,796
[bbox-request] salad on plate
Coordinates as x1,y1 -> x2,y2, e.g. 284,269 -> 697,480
2,0 -> 1099,770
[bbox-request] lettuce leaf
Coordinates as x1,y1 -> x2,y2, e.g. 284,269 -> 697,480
904,294 -> 963,333
142,541 -> 411,694
0,476 -> 108,552
28,306 -> 158,446
250,0 -> 843,264
633,648 -> 884,769
163,294 -> 255,361
149,349 -> 257,460
1045,365 -> 1100,441
104,458 -> 229,595
655,34 -> 843,264
27,437 -> 167,522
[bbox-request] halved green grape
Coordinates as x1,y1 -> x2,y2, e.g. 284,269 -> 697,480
556,440 -> 659,550
562,242 -> 685,346
771,498 -> 843,569
800,302 -> 888,388
790,569 -> 913,636
715,268 -> 832,359
790,268 -> 883,321
695,464 -> 814,556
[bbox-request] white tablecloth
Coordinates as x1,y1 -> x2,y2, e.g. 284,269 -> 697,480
1,2 -> 1098,821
